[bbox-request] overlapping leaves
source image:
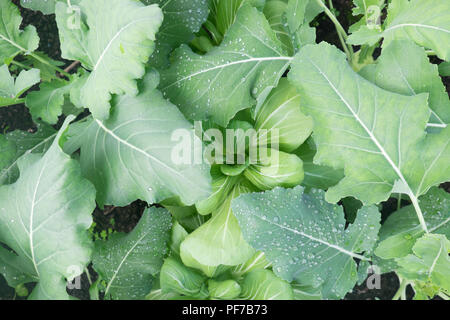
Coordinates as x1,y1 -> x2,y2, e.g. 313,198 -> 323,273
0,117 -> 96,299
64,71 -> 212,207
160,4 -> 291,127
55,0 -> 164,119
289,43 -> 450,212
232,186 -> 381,299
93,207 -> 172,300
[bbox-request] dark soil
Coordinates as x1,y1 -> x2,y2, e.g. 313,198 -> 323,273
0,0 -> 448,301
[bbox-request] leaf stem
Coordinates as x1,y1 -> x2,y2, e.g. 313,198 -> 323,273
392,277 -> 408,300
29,52 -> 73,79
408,192 -> 429,233
316,0 -> 353,61
0,98 -> 26,108
85,267 -> 92,286
10,60 -> 31,70
438,292 -> 450,300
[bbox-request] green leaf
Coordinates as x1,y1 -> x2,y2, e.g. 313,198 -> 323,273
160,4 -> 291,127
0,1 -> 39,63
349,0 -> 450,61
20,0 -> 81,15
375,187 -> 450,260
55,0 -> 163,119
170,221 -> 189,256
0,65 -> 40,107
397,234 -> 450,292
285,0 -> 309,33
347,26 -> 383,46
383,0 -> 450,61
352,0 -> 385,16
208,279 -> 241,299
294,138 -> 344,190
361,40 -> 450,126
0,116 -> 96,299
232,186 -> 381,299
92,207 -> 172,300
240,269 -> 294,300
143,0 -> 209,69
64,71 -> 212,207
263,0 -> 294,55
288,43 -> 450,210
439,62 -> 450,77
195,166 -> 240,215
244,148 -> 304,190
255,78 -> 313,152
350,0 -> 385,32
180,184 -> 255,270
232,251 -> 271,276
209,0 -> 267,38
160,256 -> 209,298
25,80 -> 75,125
0,123 -> 57,186
23,52 -> 66,82
292,282 -> 322,300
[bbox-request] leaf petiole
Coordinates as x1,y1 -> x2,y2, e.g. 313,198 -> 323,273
408,192 -> 429,233
28,52 -> 73,79
392,277 -> 409,300
316,0 -> 353,61
0,98 -> 26,108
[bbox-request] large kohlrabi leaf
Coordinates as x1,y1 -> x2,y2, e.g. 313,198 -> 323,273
232,186 -> 381,299
92,207 -> 172,300
375,187 -> 450,265
64,71 -> 212,207
0,1 -> 40,63
180,184 -> 255,272
142,0 -> 209,69
0,116 -> 96,300
360,40 -> 450,127
54,0 -> 163,119
0,65 -> 40,107
0,123 -> 56,186
349,0 -> 450,61
288,43 -> 450,227
160,4 -> 291,127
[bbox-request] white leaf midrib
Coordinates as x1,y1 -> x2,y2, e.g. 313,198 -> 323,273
162,56 -> 293,90
93,18 -> 154,72
253,214 -> 368,261
428,240 -> 444,277
0,133 -> 57,182
385,23 -> 450,34
305,57 -> 417,197
104,231 -> 150,296
94,119 -> 198,188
